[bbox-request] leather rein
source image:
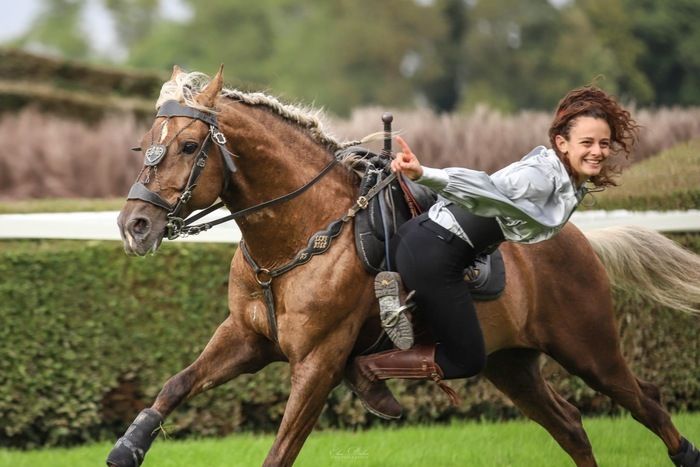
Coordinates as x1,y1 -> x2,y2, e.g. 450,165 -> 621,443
127,100 -> 396,344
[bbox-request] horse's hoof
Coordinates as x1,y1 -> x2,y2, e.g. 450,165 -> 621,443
670,437 -> 700,467
105,408 -> 163,467
106,438 -> 142,467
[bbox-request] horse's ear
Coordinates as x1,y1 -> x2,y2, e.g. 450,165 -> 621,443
170,65 -> 183,81
198,64 -> 224,109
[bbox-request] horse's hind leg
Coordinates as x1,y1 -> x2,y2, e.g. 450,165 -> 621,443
484,348 -> 598,467
546,310 -> 700,465
106,314 -> 275,467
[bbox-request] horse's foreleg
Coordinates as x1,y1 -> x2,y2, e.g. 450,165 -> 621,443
151,317 -> 274,417
263,329 -> 356,467
484,348 -> 598,467
106,315 -> 275,467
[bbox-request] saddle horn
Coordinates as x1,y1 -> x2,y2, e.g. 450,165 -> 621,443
381,112 -> 393,158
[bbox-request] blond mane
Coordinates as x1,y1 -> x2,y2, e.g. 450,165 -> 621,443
154,71 -> 372,154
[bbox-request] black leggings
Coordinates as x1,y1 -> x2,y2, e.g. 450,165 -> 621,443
391,210 -> 503,379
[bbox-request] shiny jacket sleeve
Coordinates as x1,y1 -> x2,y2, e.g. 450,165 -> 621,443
414,147 -> 582,243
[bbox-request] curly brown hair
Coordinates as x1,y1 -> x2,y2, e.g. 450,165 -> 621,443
548,86 -> 639,188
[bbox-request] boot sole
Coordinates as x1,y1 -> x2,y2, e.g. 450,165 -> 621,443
375,272 -> 414,350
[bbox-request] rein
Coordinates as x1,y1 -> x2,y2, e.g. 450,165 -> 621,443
174,156 -> 340,238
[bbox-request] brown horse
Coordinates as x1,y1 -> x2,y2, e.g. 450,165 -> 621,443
109,66 -> 700,467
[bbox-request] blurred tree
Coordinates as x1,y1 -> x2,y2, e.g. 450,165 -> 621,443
416,0 -> 468,113
459,0 -> 656,111
11,0 -> 700,112
268,0 -> 443,114
127,0 -> 277,86
17,0 -> 90,59
127,0 -> 443,115
546,5 -> 621,103
624,0 -> 700,105
461,0 -> 562,111
104,0 -> 160,51
575,0 -> 654,104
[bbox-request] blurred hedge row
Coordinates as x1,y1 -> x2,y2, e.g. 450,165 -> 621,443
0,48 -> 162,121
1,233 -> 699,448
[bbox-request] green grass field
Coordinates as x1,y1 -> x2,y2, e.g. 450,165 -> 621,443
0,197 -> 125,214
2,413 -> 698,467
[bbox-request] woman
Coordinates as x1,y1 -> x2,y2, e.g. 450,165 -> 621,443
346,86 -> 639,420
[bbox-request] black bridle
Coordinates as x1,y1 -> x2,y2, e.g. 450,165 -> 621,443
127,100 -> 339,240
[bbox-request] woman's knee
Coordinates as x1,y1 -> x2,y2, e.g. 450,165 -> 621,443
437,342 -> 487,379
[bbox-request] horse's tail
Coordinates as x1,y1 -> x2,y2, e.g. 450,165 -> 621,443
585,225 -> 700,314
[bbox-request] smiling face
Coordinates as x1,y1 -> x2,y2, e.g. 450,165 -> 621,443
555,116 -> 612,186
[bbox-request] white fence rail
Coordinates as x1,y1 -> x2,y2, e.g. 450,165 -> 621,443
0,210 -> 699,243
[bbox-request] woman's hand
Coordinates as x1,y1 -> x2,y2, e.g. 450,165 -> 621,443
391,136 -> 424,180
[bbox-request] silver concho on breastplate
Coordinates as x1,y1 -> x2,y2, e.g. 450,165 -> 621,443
144,144 -> 167,166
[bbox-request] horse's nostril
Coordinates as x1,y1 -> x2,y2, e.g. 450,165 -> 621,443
129,217 -> 151,237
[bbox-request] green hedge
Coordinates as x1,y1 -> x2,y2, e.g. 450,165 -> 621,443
0,81 -> 154,123
0,48 -> 162,122
1,236 -> 699,448
585,189 -> 700,211
0,48 -> 164,99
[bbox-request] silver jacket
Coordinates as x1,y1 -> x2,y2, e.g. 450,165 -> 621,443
416,146 -> 587,244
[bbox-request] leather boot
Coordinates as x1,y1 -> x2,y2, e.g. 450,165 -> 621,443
345,363 -> 403,420
350,344 -> 460,415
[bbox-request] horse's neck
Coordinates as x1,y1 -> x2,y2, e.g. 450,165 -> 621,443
219,101 -> 356,265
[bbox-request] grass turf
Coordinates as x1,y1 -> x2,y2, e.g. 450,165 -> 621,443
1,413 -> 698,467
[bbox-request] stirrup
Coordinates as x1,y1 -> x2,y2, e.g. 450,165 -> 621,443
375,271 -> 415,350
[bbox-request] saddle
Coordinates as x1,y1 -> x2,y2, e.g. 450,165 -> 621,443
346,147 -> 506,302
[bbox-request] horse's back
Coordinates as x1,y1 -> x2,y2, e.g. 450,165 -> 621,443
478,222 -> 614,354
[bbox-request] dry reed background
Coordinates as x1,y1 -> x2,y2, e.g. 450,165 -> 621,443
1,105 -> 699,200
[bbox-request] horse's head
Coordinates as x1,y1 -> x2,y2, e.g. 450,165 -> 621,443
118,65 -> 235,255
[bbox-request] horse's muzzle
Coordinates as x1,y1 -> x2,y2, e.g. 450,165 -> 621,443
117,202 -> 166,256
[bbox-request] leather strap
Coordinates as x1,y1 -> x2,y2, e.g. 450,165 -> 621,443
157,100 -> 218,127
179,158 -> 340,236
239,217 -> 347,344
128,183 -> 173,211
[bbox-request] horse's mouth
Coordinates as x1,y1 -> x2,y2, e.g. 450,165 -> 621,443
123,230 -> 164,256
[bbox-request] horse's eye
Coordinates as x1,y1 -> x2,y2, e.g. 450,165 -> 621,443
182,141 -> 199,155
